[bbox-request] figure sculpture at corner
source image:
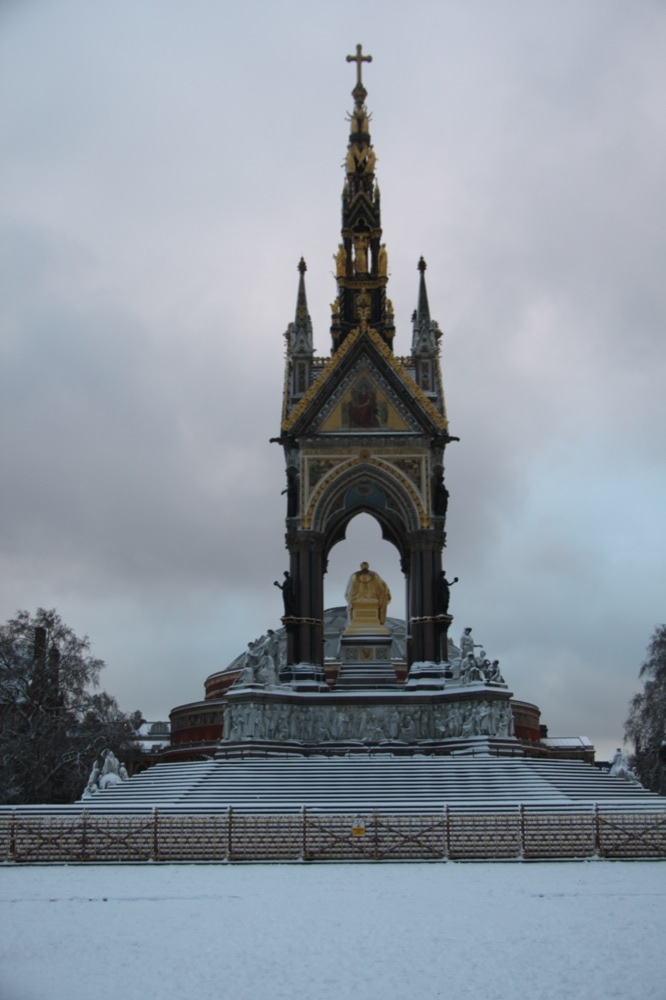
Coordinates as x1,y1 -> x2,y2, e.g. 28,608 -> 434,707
609,748 -> 641,784
283,467 -> 298,518
274,571 -> 297,618
460,627 -> 481,659
378,243 -> 388,277
433,473 -> 449,518
345,561 -> 391,627
436,571 -> 458,615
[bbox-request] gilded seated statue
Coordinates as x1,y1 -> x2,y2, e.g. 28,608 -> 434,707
344,561 -> 391,635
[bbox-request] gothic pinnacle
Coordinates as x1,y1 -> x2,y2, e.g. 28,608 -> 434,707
416,256 -> 431,324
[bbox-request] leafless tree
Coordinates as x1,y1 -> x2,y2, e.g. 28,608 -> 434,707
625,624 -> 666,795
0,608 -> 133,804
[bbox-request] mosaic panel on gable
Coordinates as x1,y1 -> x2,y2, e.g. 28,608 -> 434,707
315,362 -> 421,434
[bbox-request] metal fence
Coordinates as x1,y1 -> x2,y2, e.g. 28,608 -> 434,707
1,808 -> 665,863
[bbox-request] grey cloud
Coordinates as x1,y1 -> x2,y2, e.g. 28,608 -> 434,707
1,1 -> 665,756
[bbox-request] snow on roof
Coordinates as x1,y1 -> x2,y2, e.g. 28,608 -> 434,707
541,736 -> 593,748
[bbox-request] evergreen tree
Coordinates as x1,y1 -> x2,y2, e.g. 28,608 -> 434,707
625,624 -> 666,794
0,608 -> 133,804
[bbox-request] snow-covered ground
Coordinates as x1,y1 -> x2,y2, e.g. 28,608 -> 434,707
1,861 -> 665,1000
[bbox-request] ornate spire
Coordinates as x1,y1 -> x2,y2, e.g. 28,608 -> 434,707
411,256 -> 442,400
411,256 -> 440,357
286,258 -> 313,402
292,258 -> 312,351
416,256 -> 431,326
330,46 -> 394,354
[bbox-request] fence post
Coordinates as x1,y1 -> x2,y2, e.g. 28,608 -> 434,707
519,804 -> 526,858
302,806 -> 308,861
227,807 -> 233,861
9,810 -> 17,862
444,805 -> 451,859
593,803 -> 601,856
372,811 -> 380,861
152,808 -> 159,862
80,810 -> 88,862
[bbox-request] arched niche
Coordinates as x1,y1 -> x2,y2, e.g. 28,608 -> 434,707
284,454 -> 444,669
324,511 -> 406,625
310,461 -> 422,569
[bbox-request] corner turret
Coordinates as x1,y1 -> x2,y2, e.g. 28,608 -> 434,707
411,257 -> 444,409
282,257 -> 315,422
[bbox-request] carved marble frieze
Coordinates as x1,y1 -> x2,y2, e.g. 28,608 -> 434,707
223,695 -> 515,745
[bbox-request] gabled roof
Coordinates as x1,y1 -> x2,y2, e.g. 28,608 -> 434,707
282,326 -> 448,436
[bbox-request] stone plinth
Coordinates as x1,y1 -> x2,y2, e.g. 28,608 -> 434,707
336,633 -> 396,688
404,659 -> 450,691
278,661 -> 329,691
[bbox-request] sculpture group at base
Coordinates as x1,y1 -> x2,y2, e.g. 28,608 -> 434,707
231,630 -> 285,688
447,628 -> 506,686
82,749 -> 129,799
608,748 -> 641,784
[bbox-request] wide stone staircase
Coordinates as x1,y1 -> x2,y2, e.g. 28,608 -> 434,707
4,751 -> 664,817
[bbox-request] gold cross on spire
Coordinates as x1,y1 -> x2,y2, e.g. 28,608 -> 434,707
346,44 -> 372,87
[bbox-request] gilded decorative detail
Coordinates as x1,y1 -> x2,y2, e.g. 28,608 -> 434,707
283,324 -> 448,435
301,451 -> 427,531
353,234 -> 370,274
307,457 -> 340,490
318,363 -> 414,434
370,456 -> 428,527
391,457 -> 424,490
356,287 -> 371,328
365,328 -> 448,431
301,455 -> 358,528
346,43 -> 373,89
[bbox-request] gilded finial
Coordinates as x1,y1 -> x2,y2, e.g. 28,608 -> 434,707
346,44 -> 372,87
346,44 -> 372,105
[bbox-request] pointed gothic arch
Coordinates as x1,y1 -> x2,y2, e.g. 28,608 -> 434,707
313,460 -> 422,562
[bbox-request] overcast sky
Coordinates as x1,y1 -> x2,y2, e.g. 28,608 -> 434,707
2,0 -> 665,760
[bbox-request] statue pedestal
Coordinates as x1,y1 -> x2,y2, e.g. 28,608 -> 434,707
343,598 -> 390,637
336,633 -> 397,689
278,662 -> 329,692
404,660 -> 449,691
